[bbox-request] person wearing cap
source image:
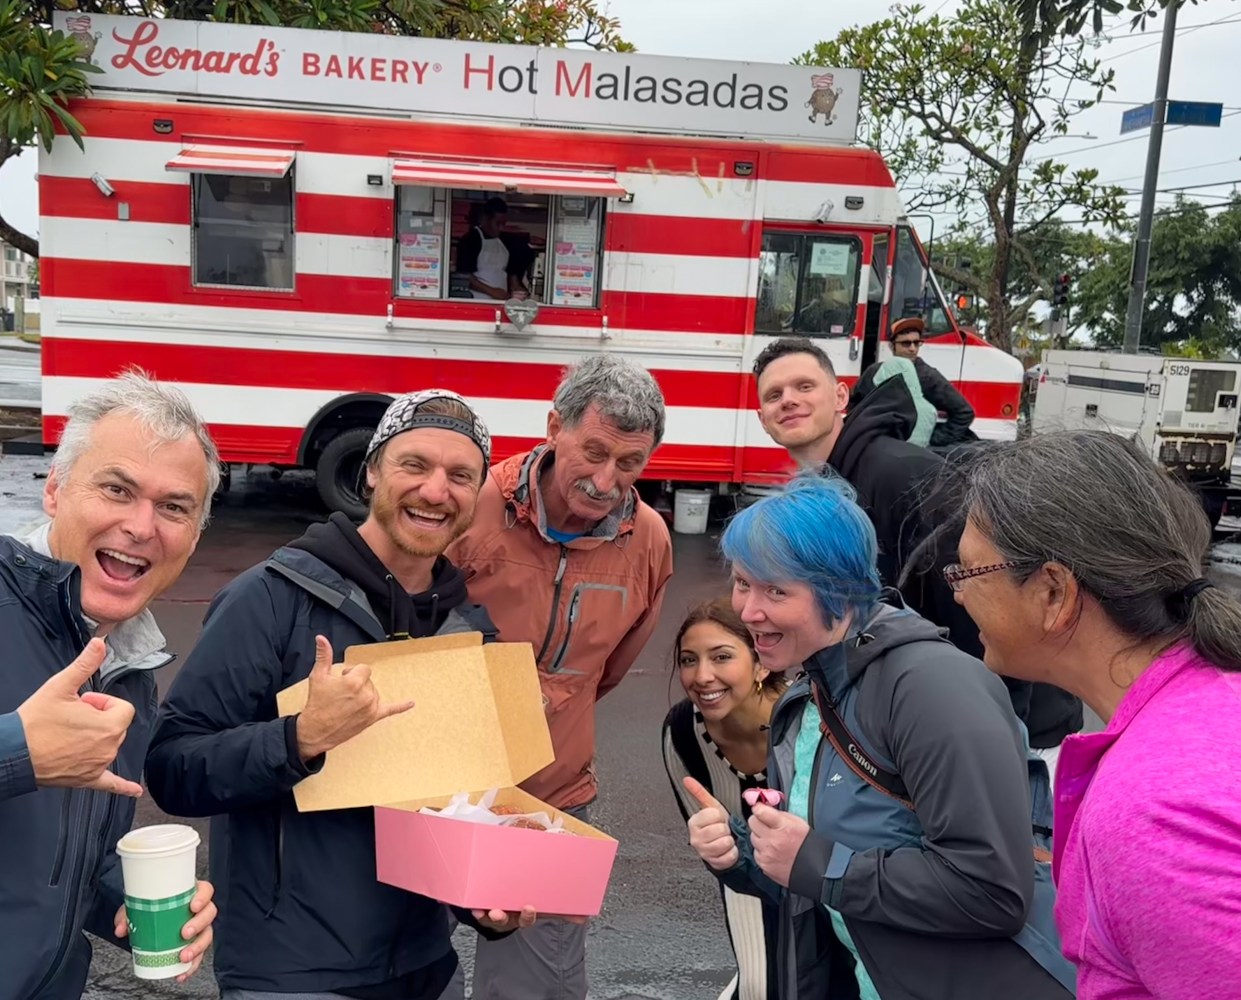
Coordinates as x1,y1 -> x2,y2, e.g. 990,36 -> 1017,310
851,317 -> 976,447
442,354 -> 674,1000
145,390 -> 538,999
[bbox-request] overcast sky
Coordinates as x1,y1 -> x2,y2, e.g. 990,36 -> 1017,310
1,0 -> 1238,243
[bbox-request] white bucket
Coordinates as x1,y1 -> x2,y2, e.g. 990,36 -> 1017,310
673,489 -> 712,534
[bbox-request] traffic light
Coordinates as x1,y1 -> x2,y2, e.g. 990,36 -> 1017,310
1053,273 -> 1071,308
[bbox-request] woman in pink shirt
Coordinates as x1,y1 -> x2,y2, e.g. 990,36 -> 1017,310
945,430 -> 1241,1000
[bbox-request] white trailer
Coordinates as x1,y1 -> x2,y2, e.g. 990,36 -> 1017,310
1032,350 -> 1241,526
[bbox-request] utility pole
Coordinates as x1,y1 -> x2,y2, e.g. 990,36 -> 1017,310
1122,1 -> 1179,354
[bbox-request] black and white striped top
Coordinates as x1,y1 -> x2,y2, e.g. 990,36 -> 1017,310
661,699 -> 779,1000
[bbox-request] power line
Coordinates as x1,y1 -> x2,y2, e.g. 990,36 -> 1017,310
1097,12 -> 1241,63
1103,157 -> 1241,185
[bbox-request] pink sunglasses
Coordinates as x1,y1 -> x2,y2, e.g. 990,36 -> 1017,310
742,788 -> 785,808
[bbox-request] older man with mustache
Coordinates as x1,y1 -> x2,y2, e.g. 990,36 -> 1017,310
444,354 -> 674,1000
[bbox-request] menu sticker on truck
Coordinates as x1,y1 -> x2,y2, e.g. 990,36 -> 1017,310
809,241 -> 852,277
398,231 -> 443,299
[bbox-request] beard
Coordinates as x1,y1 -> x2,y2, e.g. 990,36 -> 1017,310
370,490 -> 473,558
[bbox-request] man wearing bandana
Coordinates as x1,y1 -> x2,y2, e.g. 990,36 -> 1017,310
145,390 -> 540,1000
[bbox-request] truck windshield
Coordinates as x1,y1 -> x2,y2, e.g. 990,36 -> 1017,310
891,226 -> 955,336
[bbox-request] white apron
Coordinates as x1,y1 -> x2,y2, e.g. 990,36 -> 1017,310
470,226 -> 510,300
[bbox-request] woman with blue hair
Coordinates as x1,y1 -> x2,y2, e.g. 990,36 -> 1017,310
681,474 -> 1075,1000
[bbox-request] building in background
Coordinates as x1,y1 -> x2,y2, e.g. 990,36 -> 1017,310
1,241 -> 36,332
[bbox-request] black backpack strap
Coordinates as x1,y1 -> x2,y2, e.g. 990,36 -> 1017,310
664,701 -> 716,823
810,681 -> 914,809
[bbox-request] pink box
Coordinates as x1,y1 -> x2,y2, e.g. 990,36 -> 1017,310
375,787 -> 618,917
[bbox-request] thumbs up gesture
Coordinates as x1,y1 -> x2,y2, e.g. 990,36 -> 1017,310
16,639 -> 143,796
294,636 -> 416,762
683,776 -> 739,871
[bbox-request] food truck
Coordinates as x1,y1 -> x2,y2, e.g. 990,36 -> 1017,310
41,13 -> 1023,515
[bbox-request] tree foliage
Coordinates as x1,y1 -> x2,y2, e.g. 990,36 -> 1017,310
1075,197 -> 1241,354
1018,0 -> 1197,43
0,0 -> 630,256
798,0 -> 1128,353
936,199 -> 1241,357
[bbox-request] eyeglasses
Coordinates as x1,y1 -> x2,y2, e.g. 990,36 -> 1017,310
942,561 -> 1023,592
894,339 -> 923,348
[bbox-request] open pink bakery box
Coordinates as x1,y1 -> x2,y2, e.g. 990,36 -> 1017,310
277,632 -> 618,917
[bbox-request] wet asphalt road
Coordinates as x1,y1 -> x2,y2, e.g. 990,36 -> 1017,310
0,445 -> 1235,999
3,461 -> 737,1000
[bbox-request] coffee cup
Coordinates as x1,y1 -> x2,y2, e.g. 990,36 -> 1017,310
115,824 -> 200,979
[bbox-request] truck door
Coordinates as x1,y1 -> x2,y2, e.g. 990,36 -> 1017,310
744,226 -> 868,481
889,225 -> 966,386
860,231 -> 891,372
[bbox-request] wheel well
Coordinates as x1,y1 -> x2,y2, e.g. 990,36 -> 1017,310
298,394 -> 393,469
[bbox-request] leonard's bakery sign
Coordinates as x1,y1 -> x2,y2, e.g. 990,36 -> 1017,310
56,14 -> 861,144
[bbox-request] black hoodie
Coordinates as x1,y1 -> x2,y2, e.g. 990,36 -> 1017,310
288,512 -> 470,640
824,378 -> 1082,747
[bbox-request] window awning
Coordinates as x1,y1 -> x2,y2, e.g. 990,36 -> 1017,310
391,158 -> 627,198
166,145 -> 296,178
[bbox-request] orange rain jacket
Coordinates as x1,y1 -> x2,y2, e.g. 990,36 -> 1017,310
447,445 -> 673,809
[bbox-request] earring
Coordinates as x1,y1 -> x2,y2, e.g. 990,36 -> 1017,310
754,676 -> 764,697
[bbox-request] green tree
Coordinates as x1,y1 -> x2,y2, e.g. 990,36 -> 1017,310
1018,0 -> 1194,44
934,222 -> 1115,340
1074,196 -> 1241,354
798,0 -> 1127,353
1,0 -> 630,256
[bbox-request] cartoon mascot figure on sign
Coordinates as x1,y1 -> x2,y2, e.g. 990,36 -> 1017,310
806,73 -> 844,125
65,15 -> 102,64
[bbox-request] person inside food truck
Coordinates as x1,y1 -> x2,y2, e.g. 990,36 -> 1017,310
456,196 -> 522,301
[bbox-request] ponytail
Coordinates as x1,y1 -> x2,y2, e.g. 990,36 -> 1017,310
1180,584 -> 1241,673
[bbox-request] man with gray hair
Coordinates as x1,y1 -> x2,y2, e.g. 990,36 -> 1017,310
0,367 -> 219,998
445,353 -> 674,1000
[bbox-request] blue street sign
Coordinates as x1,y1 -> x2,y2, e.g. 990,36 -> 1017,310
1166,101 -> 1223,127
1121,103 -> 1155,134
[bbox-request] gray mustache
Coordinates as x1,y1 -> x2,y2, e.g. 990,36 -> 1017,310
575,479 -> 621,502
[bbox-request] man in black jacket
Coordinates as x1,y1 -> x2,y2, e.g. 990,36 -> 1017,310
1,370 -> 219,999
851,317 -> 977,448
146,389 -> 539,1000
753,338 -> 1082,753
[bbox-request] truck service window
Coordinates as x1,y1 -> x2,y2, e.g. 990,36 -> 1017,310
192,172 -> 295,291
756,232 -> 861,337
394,189 -> 604,308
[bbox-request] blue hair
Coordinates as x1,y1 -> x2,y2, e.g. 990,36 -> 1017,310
721,472 -> 882,627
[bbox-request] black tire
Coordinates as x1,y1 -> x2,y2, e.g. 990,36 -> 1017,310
315,426 -> 374,521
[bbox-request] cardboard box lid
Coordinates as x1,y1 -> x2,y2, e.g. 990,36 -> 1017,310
276,633 -> 554,812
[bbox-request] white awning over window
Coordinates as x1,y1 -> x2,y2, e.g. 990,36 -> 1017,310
391,158 -> 627,198
166,145 -> 296,178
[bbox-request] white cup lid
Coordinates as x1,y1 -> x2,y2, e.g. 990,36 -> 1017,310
116,824 -> 201,857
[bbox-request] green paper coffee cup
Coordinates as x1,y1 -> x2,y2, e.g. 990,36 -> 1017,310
115,824 -> 200,980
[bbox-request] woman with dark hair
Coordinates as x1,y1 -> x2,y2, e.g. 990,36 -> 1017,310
662,598 -> 788,1000
947,429 -> 1241,1000
683,473 -> 1074,1000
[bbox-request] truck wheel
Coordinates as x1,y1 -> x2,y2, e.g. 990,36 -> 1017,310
315,427 -> 374,521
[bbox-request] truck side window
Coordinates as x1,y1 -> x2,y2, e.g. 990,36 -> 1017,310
892,226 -> 954,336
192,172 -> 295,290
755,231 -> 860,337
